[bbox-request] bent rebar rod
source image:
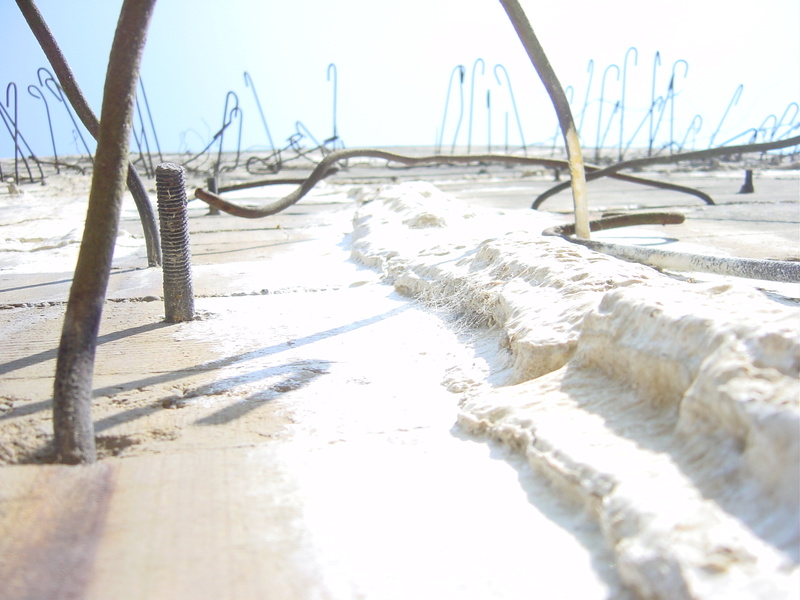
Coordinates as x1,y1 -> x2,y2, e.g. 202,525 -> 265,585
244,71 -> 275,151
27,81 -> 59,173
532,134 -> 800,209
619,47 -> 638,160
0,86 -> 44,183
53,0 -> 156,464
498,0 -> 590,238
546,214 -> 800,284
495,63 -> 527,155
467,58 -> 485,154
193,149 -> 708,217
16,0 -> 161,267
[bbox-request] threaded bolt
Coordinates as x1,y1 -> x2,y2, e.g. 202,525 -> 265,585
156,163 -> 195,322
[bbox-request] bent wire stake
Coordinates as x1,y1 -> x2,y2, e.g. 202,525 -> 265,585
193,149 -> 715,218
532,134 -> 800,209
52,0 -> 157,465
498,0 -> 590,239
545,213 -> 800,284
16,0 -> 162,267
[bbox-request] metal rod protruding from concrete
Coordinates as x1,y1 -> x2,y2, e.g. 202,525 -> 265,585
156,163 -> 195,323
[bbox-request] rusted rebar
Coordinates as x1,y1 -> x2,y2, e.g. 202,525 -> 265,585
194,149 -> 714,218
15,0 -> 161,267
156,163 -> 195,323
52,0 -> 156,464
498,0 -> 591,238
532,134 -> 800,208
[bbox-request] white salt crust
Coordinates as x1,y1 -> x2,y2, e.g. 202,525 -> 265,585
352,181 -> 800,600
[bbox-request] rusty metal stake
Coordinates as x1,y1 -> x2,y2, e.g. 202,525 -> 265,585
156,163 -> 195,323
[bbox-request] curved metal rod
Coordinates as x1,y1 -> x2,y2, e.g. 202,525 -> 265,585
648,51 -> 662,156
716,127 -> 759,148
191,149 -> 684,220
599,100 -> 619,154
219,106 -> 244,172
756,114 -> 778,143
532,134 -> 800,208
467,58 -> 485,153
436,65 -> 465,154
39,68 -> 94,162
5,82 -> 21,183
498,0 -> 589,237
3,82 -> 40,183
215,90 -> 240,172
51,0 -> 157,464
550,85 -> 574,155
677,114 -> 702,152
244,71 -> 275,150
138,76 -> 163,163
28,83 -> 59,173
710,84 -> 743,147
494,63 -> 527,155
619,46 -> 638,160
132,95 -> 154,177
217,168 -> 339,193
0,99 -> 43,183
545,213 -> 800,283
294,120 -> 322,150
772,102 -> 798,141
16,4 -> 161,266
326,63 -> 341,148
595,63 -> 619,161
667,59 -> 689,153
624,96 -> 663,155
486,90 -> 492,153
543,211 -> 685,237
453,66 -> 466,153
578,59 -> 594,140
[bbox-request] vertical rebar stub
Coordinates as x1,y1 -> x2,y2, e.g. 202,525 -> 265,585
155,162 -> 194,322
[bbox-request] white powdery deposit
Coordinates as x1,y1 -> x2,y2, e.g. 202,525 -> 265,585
351,181 -> 800,600
0,185 -> 144,273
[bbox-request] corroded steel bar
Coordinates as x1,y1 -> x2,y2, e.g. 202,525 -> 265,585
156,163 -> 195,323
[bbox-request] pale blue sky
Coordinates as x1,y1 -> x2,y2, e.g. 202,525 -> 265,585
1,0 -> 798,159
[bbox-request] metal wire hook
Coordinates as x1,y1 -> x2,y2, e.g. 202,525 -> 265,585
678,114 -> 703,152
595,63 -> 620,161
648,51 -> 662,156
550,86 -> 574,156
436,65 -> 466,154
216,90 -> 241,172
1,84 -> 43,183
619,47 -> 638,160
666,59 -> 689,153
138,77 -> 163,163
28,83 -> 60,173
773,102 -> 799,141
36,67 -> 93,163
326,63 -> 340,146
710,83 -> 743,147
494,63 -> 527,155
243,71 -> 275,151
467,58 -> 485,154
4,82 -> 21,183
577,59 -> 594,141
755,114 -> 778,144
294,120 -> 322,150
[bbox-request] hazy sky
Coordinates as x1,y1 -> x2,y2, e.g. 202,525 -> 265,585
1,0 -> 798,159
